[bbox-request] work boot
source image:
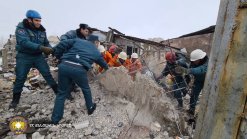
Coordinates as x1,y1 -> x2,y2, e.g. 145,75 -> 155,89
51,84 -> 58,94
88,103 -> 96,115
9,93 -> 21,109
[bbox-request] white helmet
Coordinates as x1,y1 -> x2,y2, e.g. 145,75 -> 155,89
190,49 -> 206,61
180,48 -> 187,54
131,53 -> 138,58
118,52 -> 127,60
98,45 -> 105,53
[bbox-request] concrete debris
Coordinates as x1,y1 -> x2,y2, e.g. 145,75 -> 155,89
98,67 -> 178,127
150,121 -> 161,132
0,64 -> 194,139
3,73 -> 15,78
0,79 -> 12,91
32,132 -> 45,139
84,127 -> 93,136
73,120 -> 89,130
13,134 -> 27,139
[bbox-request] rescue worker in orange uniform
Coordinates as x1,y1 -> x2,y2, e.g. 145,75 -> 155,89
108,44 -> 117,57
108,52 -> 130,68
97,45 -> 113,72
98,45 -> 112,63
128,53 -> 142,80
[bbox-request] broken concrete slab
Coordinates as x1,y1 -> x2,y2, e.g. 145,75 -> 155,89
73,120 -> 89,130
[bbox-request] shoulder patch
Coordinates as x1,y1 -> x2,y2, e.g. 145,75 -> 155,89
17,29 -> 27,36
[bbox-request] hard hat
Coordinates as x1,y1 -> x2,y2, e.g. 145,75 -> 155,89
109,44 -> 117,53
180,48 -> 187,54
26,10 -> 41,19
190,49 -> 206,61
165,52 -> 176,63
118,52 -> 127,60
131,53 -> 138,59
88,35 -> 99,42
98,45 -> 105,53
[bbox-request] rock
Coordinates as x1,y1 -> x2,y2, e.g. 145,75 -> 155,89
117,122 -> 123,127
183,136 -> 190,139
92,128 -> 100,136
45,134 -> 52,139
49,125 -> 59,132
22,87 -> 31,93
84,127 -> 93,136
31,104 -> 38,110
95,124 -> 102,129
0,79 -> 12,90
150,121 -> 161,132
3,73 -> 14,78
73,120 -> 89,130
76,102 -> 81,108
14,134 -> 27,139
9,108 -> 14,112
32,132 -> 45,139
163,131 -> 169,138
78,134 -> 84,138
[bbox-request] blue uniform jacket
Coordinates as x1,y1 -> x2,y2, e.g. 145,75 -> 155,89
15,19 -> 51,55
53,38 -> 108,70
161,52 -> 189,82
60,29 -> 86,41
189,56 -> 208,86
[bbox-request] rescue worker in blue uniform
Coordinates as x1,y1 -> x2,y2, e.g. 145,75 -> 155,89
175,49 -> 208,115
51,35 -> 108,124
9,10 -> 58,109
157,51 -> 190,109
59,23 -> 91,100
60,23 -> 91,41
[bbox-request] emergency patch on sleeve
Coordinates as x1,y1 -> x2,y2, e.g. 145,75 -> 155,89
17,29 -> 27,36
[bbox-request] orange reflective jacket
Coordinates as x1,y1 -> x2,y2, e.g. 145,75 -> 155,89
128,59 -> 142,76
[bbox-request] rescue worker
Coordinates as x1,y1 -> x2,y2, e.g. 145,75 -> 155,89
175,49 -> 208,115
60,23 -> 91,41
98,45 -> 112,63
59,23 -> 91,100
157,51 -> 189,109
97,45 -> 113,73
128,53 -> 142,80
51,35 -> 108,124
108,44 -> 117,57
108,51 -> 130,68
9,10 -> 57,109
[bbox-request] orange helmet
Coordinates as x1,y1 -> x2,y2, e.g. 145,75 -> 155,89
165,52 -> 176,63
108,44 -> 117,53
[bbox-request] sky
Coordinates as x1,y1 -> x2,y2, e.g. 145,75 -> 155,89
0,0 -> 220,41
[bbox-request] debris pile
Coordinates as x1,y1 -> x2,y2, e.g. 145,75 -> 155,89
0,66 -> 193,139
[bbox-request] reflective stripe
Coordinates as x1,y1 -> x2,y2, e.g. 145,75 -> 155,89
64,60 -> 82,66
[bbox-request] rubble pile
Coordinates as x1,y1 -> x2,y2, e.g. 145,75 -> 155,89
98,67 -> 193,138
0,66 -> 193,139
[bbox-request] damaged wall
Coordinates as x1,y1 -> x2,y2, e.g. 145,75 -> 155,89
169,33 -> 213,55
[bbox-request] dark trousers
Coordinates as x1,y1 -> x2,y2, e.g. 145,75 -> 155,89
173,81 -> 187,107
13,53 -> 57,94
51,62 -> 93,123
189,83 -> 203,111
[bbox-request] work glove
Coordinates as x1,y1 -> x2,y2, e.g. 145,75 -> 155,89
39,46 -> 53,55
174,66 -> 190,75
